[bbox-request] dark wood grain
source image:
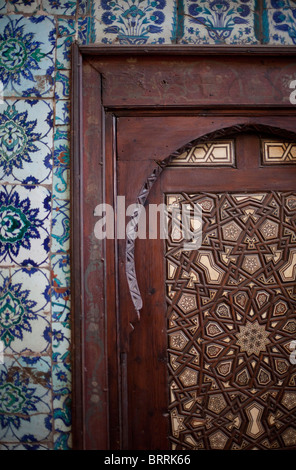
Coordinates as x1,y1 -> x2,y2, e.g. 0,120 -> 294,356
72,44 -> 296,450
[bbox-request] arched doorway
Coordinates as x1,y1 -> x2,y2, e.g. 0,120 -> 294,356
124,127 -> 296,450
72,47 -> 296,449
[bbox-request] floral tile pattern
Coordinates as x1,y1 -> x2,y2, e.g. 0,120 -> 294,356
51,253 -> 70,290
51,198 -> 70,252
51,253 -> 71,321
55,70 -> 70,99
0,0 -> 6,13
53,390 -> 72,449
265,0 -> 296,44
0,99 -> 53,184
93,0 -> 177,44
56,18 -> 76,69
55,100 -> 70,126
0,356 -> 52,443
180,0 -> 258,44
53,126 -> 70,200
42,0 -> 77,15
0,267 -> 50,353
0,185 -> 51,267
78,0 -> 92,15
0,15 -> 55,97
7,0 -> 41,14
77,16 -> 94,43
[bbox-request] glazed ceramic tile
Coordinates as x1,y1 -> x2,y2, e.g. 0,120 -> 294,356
0,267 -> 51,354
0,185 -> 51,267
265,0 -> 296,45
42,0 -> 76,15
51,253 -> 70,286
51,197 -> 70,252
0,356 -> 52,442
54,430 -> 72,450
52,321 -> 71,360
0,15 -> 55,97
52,354 -> 71,381
58,18 -> 76,37
181,0 -> 258,44
53,126 -> 70,201
78,0 -> 92,15
51,253 -> 71,305
55,70 -> 70,99
0,442 -> 52,450
0,0 -> 7,13
54,125 -> 70,169
55,100 -> 70,126
56,18 -> 75,69
52,293 -> 70,322
93,0 -> 177,44
77,16 -> 93,43
53,167 -> 70,201
56,36 -> 73,70
53,391 -> 71,449
0,99 -> 53,185
7,0 -> 41,14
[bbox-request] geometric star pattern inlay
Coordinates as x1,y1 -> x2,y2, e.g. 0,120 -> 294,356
236,320 -> 270,356
166,192 -> 296,450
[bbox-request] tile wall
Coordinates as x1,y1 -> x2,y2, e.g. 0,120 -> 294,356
0,0 -> 295,450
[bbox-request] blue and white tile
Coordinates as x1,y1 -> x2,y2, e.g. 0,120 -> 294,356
78,0 -> 92,16
93,0 -> 177,44
56,36 -> 74,70
0,267 -> 51,354
58,17 -> 76,37
265,0 -> 296,45
51,198 -> 70,252
0,15 -> 56,97
42,0 -> 76,15
55,100 -> 70,126
0,99 -> 53,185
55,70 -> 70,100
52,294 -> 70,323
0,0 -> 7,13
53,166 -> 70,203
0,185 -> 51,267
77,16 -> 93,44
0,442 -> 52,450
7,0 -> 41,14
53,391 -> 72,450
53,125 -> 70,200
56,18 -> 76,69
0,356 -> 52,442
51,253 -> 71,305
52,321 -> 71,361
181,0 -> 258,45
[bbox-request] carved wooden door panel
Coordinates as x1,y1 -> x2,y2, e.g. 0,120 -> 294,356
122,132 -> 296,450
73,48 -> 296,450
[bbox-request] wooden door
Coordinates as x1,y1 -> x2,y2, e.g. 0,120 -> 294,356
72,47 -> 296,450
122,131 -> 296,450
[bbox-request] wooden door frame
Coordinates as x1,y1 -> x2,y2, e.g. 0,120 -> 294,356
70,44 -> 296,450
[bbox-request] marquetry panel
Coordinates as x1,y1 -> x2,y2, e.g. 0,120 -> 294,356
168,141 -> 235,166
165,191 -> 296,450
262,140 -> 296,165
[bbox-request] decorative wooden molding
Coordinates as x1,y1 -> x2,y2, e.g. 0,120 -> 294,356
127,123 -> 296,318
79,44 -> 296,56
71,43 -> 296,449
